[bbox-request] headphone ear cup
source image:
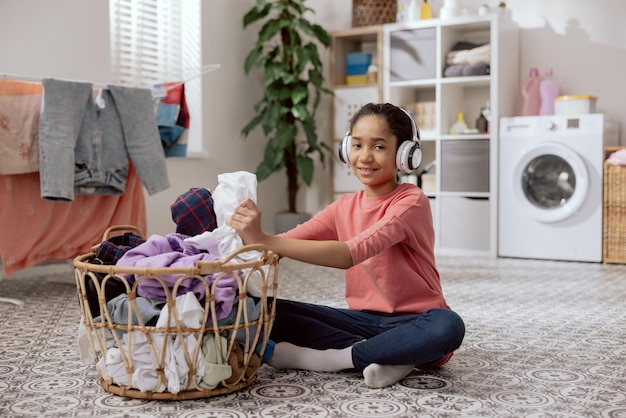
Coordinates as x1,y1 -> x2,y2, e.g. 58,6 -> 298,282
338,132 -> 351,164
396,141 -> 423,173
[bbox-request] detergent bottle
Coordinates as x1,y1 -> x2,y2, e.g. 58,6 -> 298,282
449,110 -> 468,134
421,0 -> 433,19
406,0 -> 420,21
539,67 -> 559,115
520,67 -> 541,116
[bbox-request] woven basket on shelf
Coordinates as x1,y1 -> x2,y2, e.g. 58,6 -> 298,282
352,0 -> 397,27
74,225 -> 279,400
603,161 -> 626,264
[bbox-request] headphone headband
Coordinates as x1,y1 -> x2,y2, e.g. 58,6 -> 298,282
399,107 -> 421,143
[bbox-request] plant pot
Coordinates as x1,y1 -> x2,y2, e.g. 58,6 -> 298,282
274,212 -> 311,234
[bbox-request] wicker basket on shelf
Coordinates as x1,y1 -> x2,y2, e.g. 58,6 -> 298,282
73,225 -> 279,400
603,161 -> 626,263
352,0 -> 397,27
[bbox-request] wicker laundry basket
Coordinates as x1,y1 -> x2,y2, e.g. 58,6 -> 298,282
352,0 -> 397,27
74,225 -> 279,400
603,160 -> 626,263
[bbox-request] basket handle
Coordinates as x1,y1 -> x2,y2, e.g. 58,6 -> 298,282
219,244 -> 269,263
195,244 -> 272,274
101,224 -> 146,241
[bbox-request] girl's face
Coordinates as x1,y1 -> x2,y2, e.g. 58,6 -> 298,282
348,114 -> 399,197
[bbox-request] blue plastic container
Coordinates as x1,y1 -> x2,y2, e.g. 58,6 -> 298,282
346,52 -> 372,65
347,64 -> 369,75
346,52 -> 372,75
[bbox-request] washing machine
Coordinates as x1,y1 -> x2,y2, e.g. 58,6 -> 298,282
499,114 -> 618,262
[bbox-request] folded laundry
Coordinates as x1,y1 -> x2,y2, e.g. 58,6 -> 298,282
443,63 -> 490,78
446,43 -> 491,65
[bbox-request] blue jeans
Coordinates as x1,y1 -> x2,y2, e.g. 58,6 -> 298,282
269,299 -> 465,372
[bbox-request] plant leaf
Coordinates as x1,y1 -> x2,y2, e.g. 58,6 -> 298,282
243,2 -> 271,27
291,84 -> 308,105
244,46 -> 263,74
296,155 -> 314,186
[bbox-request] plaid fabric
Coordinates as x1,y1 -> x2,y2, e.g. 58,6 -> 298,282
170,187 -> 217,236
95,232 -> 146,264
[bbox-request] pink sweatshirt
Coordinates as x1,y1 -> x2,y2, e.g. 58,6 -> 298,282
282,183 -> 448,314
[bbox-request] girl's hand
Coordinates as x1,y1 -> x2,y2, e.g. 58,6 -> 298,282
226,198 -> 266,245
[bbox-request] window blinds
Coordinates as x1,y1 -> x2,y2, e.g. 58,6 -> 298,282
109,0 -> 182,86
109,0 -> 206,156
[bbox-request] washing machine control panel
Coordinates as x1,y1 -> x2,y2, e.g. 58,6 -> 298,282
542,117 -> 582,133
566,118 -> 580,129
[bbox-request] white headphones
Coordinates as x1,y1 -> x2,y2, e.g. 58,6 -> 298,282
338,107 -> 422,173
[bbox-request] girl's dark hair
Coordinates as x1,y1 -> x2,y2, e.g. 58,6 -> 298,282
348,103 -> 414,151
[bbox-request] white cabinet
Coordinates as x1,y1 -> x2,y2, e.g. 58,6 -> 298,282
329,15 -> 518,256
382,14 -> 519,256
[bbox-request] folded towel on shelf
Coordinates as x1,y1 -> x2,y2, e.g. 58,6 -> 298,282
443,63 -> 490,78
445,42 -> 491,66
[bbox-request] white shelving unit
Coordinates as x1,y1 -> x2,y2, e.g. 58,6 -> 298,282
382,14 -> 519,256
330,14 -> 519,257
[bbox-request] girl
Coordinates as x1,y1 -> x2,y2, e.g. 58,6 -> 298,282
227,103 -> 465,388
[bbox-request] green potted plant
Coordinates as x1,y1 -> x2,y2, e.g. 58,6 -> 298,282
242,0 -> 332,232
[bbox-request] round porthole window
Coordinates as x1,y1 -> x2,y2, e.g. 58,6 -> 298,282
513,143 -> 588,223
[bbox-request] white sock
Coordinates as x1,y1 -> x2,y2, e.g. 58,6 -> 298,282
269,342 -> 354,372
363,363 -> 415,388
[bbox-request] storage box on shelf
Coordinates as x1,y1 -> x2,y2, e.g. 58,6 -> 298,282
389,27 -> 437,81
330,26 -> 383,90
351,0 -> 397,27
404,101 -> 436,132
346,52 -> 372,78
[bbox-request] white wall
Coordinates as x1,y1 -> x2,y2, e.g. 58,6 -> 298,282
1,0 -> 623,238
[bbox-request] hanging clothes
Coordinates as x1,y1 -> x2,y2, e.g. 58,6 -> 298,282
0,162 -> 147,277
0,79 -> 42,174
155,81 -> 190,157
38,78 -> 170,201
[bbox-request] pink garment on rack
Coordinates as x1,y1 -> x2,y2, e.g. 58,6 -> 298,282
0,162 -> 147,277
0,79 -> 43,175
161,82 -> 189,128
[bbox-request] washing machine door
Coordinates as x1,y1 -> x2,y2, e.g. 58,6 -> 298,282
513,142 -> 589,223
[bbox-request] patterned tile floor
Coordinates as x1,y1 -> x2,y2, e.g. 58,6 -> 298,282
1,256 -> 625,417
